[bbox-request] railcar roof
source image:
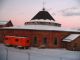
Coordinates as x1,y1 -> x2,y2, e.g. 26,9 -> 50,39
5,36 -> 28,38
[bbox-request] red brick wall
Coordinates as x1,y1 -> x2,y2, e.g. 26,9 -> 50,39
0,29 -> 80,49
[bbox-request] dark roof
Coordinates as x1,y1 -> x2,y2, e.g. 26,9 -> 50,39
0,20 -> 13,27
31,9 -> 55,20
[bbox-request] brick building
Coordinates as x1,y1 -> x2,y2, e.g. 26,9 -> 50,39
63,34 -> 80,51
0,8 -> 80,51
0,20 -> 13,42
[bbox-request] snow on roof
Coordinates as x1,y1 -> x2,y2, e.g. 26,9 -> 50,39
63,34 -> 80,42
29,19 -> 55,22
1,25 -> 80,32
0,20 -> 9,25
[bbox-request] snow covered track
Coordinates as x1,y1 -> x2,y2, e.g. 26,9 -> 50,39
0,44 -> 80,60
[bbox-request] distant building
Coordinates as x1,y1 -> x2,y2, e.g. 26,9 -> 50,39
0,8 -> 80,51
0,20 -> 13,42
63,34 -> 80,51
0,20 -> 13,27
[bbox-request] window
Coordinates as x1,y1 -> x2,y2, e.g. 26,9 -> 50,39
43,37 -> 47,44
33,37 -> 37,44
26,40 -> 29,43
15,39 -> 18,42
54,37 -> 58,45
5,38 -> 8,40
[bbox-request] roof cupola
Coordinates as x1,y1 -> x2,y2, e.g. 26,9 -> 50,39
31,8 -> 55,21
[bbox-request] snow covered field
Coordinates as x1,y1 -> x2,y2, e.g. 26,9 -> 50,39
0,44 -> 80,60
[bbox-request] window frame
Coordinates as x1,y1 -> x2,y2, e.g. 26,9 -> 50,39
53,37 -> 58,45
33,36 -> 37,44
43,37 -> 47,45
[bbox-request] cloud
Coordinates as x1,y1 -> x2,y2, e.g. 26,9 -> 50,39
61,7 -> 80,16
0,0 -> 7,9
76,0 -> 80,4
74,0 -> 80,5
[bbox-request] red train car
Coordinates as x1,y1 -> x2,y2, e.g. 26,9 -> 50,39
15,36 -> 31,49
4,36 -> 15,46
4,36 -> 31,49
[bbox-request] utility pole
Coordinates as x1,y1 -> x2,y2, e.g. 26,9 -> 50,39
6,47 -> 8,60
28,51 -> 30,60
60,57 -> 62,60
43,0 -> 46,9
27,48 -> 31,60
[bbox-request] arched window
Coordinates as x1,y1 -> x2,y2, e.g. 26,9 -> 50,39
54,37 -> 58,45
33,36 -> 37,44
43,37 -> 47,44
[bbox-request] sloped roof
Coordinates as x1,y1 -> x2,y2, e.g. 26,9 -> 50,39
31,9 -> 55,20
0,20 -> 9,25
63,34 -> 80,42
1,25 -> 80,32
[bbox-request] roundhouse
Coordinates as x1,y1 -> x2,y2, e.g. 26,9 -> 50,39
0,8 -> 80,51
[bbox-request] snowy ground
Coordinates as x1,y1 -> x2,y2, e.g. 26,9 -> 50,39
0,44 -> 80,60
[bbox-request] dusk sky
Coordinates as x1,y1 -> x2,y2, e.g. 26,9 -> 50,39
0,0 -> 80,28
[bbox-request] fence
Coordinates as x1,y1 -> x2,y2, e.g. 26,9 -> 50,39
0,44 -> 80,60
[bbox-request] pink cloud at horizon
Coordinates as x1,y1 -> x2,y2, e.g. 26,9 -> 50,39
0,0 -> 80,28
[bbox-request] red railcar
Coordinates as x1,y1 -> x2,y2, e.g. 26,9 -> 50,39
4,36 -> 31,48
15,37 -> 31,48
4,36 -> 15,46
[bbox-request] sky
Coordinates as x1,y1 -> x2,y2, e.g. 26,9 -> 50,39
0,0 -> 80,28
